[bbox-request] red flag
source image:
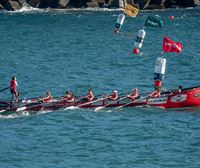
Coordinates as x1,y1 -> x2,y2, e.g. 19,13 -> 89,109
162,36 -> 183,53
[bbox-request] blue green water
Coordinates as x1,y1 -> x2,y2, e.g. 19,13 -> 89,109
0,8 -> 200,167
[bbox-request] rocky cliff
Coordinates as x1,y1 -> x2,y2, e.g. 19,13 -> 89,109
0,0 -> 199,11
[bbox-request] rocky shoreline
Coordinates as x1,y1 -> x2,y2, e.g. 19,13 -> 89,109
0,0 -> 199,11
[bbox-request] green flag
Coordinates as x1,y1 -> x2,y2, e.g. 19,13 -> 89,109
144,16 -> 163,27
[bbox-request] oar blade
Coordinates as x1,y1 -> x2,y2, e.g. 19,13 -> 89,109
94,106 -> 104,112
16,106 -> 27,112
63,106 -> 79,111
0,109 -> 6,113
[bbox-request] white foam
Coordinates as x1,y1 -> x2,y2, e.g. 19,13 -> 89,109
37,110 -> 53,114
0,111 -> 30,119
6,4 -> 123,14
11,3 -> 47,13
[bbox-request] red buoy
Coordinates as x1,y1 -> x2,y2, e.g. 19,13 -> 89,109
113,28 -> 119,33
154,80 -> 162,88
169,15 -> 174,20
132,48 -> 140,54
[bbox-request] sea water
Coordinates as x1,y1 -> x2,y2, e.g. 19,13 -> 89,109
0,7 -> 200,168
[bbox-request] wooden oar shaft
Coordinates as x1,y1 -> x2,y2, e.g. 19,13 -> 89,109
105,96 -> 127,107
0,104 -> 26,113
0,99 -> 52,113
64,97 -> 108,110
77,97 -> 107,107
113,95 -> 149,111
94,96 -> 128,111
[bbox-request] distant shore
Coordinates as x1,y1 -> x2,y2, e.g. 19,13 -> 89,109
0,0 -> 199,11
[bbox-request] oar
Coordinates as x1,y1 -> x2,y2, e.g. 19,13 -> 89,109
0,103 -> 30,113
94,96 -> 128,112
0,86 -> 10,93
17,96 -> 85,112
64,97 -> 108,110
0,98 -> 51,114
108,95 -> 150,112
16,97 -> 65,112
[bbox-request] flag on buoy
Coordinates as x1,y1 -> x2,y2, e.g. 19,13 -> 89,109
144,16 -> 163,27
162,36 -> 183,53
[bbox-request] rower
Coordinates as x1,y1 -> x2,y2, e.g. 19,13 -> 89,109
127,88 -> 139,100
82,89 -> 95,102
107,90 -> 119,101
40,91 -> 53,103
10,76 -> 19,103
62,91 -> 75,102
149,88 -> 161,98
178,85 -> 183,93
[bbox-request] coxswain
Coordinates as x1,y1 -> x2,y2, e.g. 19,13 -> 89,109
85,89 -> 95,101
127,88 -> 139,100
62,91 -> 75,102
107,90 -> 119,101
149,88 -> 161,98
40,91 -> 53,103
178,85 -> 183,93
10,76 -> 19,103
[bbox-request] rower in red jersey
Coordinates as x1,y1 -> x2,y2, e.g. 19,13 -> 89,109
10,76 -> 19,103
40,91 -> 53,103
149,88 -> 161,98
82,89 -> 95,102
62,91 -> 75,102
85,89 -> 95,101
107,90 -> 119,101
127,88 -> 139,100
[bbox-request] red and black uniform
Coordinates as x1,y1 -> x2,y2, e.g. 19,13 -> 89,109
43,96 -> 52,103
10,79 -> 17,95
151,91 -> 160,98
63,94 -> 75,102
127,90 -> 138,100
86,91 -> 95,101
108,92 -> 119,101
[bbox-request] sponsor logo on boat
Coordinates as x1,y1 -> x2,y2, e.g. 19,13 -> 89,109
148,97 -> 167,104
170,94 -> 187,103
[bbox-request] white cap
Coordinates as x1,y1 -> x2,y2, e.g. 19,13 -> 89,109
113,90 -> 118,93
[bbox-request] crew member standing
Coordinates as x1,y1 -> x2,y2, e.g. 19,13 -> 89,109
10,76 -> 19,103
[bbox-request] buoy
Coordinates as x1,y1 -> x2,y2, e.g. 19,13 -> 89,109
114,13 -> 125,33
154,57 -> 166,88
154,80 -> 162,88
132,48 -> 140,54
169,15 -> 174,20
154,57 -> 166,79
133,29 -> 146,54
114,28 -> 119,33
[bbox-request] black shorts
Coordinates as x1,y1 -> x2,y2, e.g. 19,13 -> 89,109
10,90 -> 17,95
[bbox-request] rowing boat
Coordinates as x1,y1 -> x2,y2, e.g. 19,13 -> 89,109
0,85 -> 200,114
